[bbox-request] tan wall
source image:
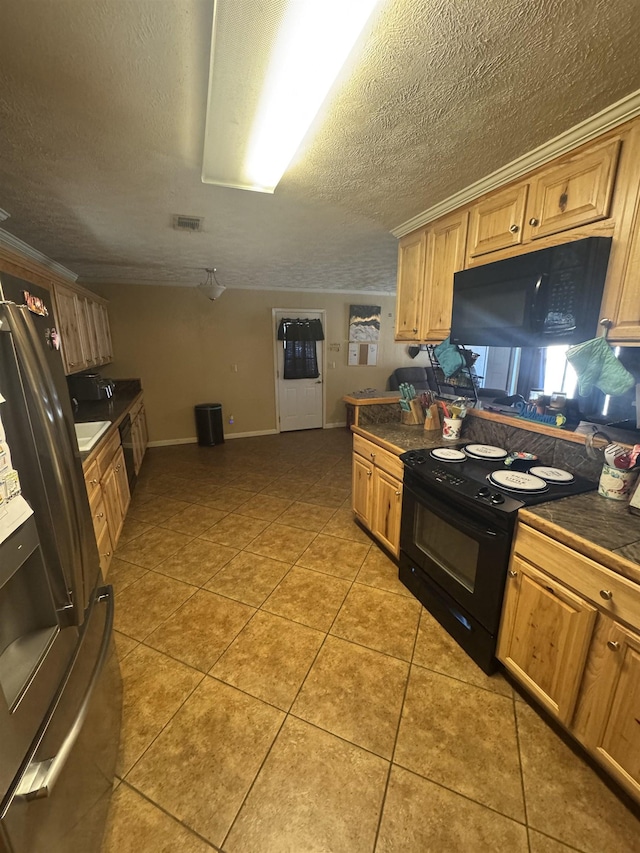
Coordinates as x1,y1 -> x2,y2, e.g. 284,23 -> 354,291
92,283 -> 423,443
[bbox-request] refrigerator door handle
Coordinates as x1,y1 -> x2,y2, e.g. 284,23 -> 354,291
1,302 -> 87,620
13,586 -> 114,802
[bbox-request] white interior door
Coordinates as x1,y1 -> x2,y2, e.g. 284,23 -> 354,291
275,309 -> 324,432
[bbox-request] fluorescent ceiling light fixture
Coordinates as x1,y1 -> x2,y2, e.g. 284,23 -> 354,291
202,0 -> 381,193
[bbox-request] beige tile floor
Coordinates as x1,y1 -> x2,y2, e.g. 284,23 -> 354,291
101,429 -> 640,853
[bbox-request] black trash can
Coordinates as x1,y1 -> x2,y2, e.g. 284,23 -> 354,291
194,403 -> 224,446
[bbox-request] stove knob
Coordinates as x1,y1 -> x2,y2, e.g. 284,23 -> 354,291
476,487 -> 490,498
490,493 -> 505,504
415,454 -> 426,464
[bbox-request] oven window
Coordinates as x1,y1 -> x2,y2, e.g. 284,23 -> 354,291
414,505 -> 479,593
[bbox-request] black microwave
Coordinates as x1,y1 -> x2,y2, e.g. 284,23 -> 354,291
450,237 -> 612,348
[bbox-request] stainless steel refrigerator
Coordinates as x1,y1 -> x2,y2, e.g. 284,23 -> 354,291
0,274 -> 122,853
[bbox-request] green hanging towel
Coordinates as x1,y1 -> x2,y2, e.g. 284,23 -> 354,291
565,337 -> 635,396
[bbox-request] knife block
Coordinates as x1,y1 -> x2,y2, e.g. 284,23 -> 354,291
423,404 -> 441,434
401,400 -> 423,425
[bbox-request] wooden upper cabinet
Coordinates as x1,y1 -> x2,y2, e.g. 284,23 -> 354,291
525,138 -> 621,241
395,229 -> 426,341
422,210 -> 469,341
467,183 -> 528,258
498,556 -> 597,725
55,285 -> 88,373
53,283 -> 113,374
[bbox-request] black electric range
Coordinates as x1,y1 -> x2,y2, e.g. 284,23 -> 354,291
397,443 -> 597,673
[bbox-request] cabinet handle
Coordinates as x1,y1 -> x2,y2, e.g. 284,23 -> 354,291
370,452 -> 376,459
599,589 -> 613,601
90,478 -> 98,485
412,328 -> 418,334
508,570 -> 518,578
103,550 -> 112,558
366,470 -> 372,477
395,490 -> 401,496
115,464 -> 121,472
96,512 -> 104,519
509,224 -> 519,233
607,640 -> 620,652
529,217 -> 539,226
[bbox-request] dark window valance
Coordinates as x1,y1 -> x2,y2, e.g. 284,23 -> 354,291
277,318 -> 324,341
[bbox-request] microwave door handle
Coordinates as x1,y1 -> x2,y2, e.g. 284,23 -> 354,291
532,272 -> 550,328
14,586 -> 114,801
1,303 -> 85,623
405,482 -> 500,539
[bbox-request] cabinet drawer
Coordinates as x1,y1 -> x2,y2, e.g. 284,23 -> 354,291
83,458 -> 101,502
353,434 -> 403,479
514,524 -> 640,629
95,430 -> 120,477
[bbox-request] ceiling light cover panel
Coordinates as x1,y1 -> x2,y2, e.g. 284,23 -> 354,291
202,0 -> 380,193
202,1 -> 282,191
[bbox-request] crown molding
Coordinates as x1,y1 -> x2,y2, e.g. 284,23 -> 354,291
392,88 -> 640,238
0,228 -> 77,282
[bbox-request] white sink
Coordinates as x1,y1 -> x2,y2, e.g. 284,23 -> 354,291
74,421 -> 111,452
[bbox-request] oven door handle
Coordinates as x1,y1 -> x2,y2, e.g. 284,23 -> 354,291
404,482 -> 500,540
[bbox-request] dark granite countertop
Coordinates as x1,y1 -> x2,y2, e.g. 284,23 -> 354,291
521,494 -> 640,583
351,422 -> 461,453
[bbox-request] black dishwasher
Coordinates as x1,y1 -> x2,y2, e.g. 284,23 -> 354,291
118,413 -> 136,492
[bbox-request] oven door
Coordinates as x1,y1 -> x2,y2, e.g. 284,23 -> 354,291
400,475 -> 512,632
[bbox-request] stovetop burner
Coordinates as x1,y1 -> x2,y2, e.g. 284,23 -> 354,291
464,444 -> 508,460
400,445 -> 596,512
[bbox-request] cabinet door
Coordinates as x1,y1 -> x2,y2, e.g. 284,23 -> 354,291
94,302 -> 113,363
112,445 -> 131,521
100,464 -> 122,546
55,286 -> 87,374
498,556 -> 597,724
395,229 -> 426,341
79,295 -> 99,367
574,619 -> 640,798
371,468 -> 402,557
422,210 -> 469,341
525,139 -> 620,240
352,453 -> 373,528
95,516 -> 114,578
467,183 -> 528,258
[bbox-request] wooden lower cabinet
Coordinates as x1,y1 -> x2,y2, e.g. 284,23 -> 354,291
371,467 -> 402,557
351,434 -> 403,557
131,401 -> 148,474
498,522 -> 640,803
498,556 -> 596,724
84,429 -> 131,569
352,453 -> 373,528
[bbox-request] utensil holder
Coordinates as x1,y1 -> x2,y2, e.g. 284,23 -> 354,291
598,463 -> 639,501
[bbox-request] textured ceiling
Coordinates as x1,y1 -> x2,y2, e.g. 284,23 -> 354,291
1,0 -> 640,294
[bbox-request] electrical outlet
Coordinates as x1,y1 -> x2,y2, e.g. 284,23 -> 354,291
330,361 -> 336,369
231,364 -> 238,372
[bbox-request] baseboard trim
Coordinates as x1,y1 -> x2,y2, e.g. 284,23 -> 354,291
147,437 -> 198,447
325,421 -> 347,429
147,428 -> 280,447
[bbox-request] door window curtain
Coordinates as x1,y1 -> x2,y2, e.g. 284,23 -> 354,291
277,318 -> 324,380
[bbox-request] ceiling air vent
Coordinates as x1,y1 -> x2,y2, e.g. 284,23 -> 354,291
172,214 -> 204,232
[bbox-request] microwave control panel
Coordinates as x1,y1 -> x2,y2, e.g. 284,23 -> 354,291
543,271 -> 578,335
